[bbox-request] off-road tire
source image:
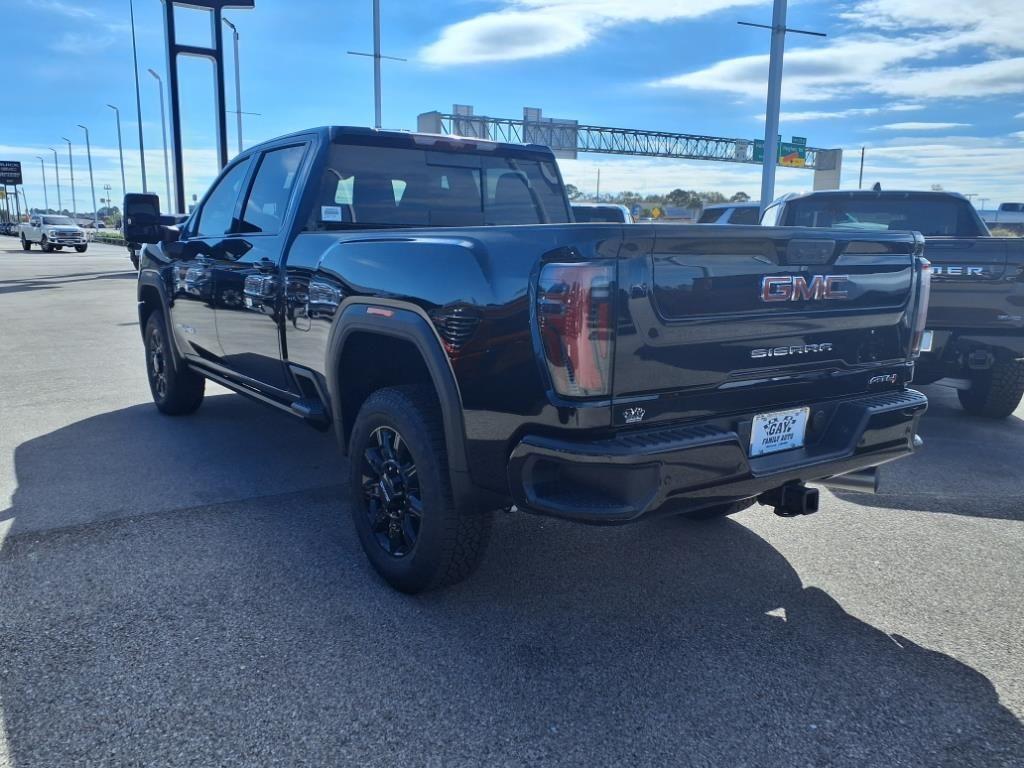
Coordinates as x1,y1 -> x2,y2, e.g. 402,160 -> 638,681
144,312 -> 205,415
957,358 -> 1024,419
20,235 -> 31,251
348,385 -> 492,593
75,245 -> 88,253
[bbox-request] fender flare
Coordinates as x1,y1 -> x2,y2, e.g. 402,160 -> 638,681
137,269 -> 187,375
325,299 -> 470,480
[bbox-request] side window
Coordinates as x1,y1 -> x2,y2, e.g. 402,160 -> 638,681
240,145 -> 306,235
195,157 -> 252,237
729,207 -> 760,225
761,203 -> 782,226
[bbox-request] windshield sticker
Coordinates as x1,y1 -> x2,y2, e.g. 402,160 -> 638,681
321,205 -> 342,222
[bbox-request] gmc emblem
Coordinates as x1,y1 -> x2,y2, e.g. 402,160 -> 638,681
761,274 -> 851,302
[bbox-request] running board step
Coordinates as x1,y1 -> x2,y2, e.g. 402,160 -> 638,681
289,398 -> 330,427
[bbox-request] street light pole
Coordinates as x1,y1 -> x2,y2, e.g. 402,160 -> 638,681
372,0 -> 381,129
148,68 -> 173,212
36,156 -> 49,212
130,0 -> 148,192
222,17 -> 243,154
49,147 -> 62,213
758,0 -> 787,217
739,2 -> 825,216
107,104 -> 127,203
78,124 -> 98,227
347,0 -> 406,130
62,137 -> 78,221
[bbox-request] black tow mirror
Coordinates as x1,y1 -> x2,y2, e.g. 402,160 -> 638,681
123,193 -> 162,244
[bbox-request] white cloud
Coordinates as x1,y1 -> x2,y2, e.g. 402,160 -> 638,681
28,0 -> 95,19
872,122 -> 971,131
50,32 -> 115,54
420,0 -> 762,65
1016,113 -> 1024,119
651,0 -> 1024,104
768,104 -> 924,123
650,35 -> 954,102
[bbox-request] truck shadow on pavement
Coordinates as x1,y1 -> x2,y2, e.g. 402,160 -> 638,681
0,397 -> 1022,766
853,384 -> 1024,520
0,270 -> 136,296
0,393 -> 340,537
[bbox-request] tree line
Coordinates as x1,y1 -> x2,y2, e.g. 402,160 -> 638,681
565,186 -> 751,211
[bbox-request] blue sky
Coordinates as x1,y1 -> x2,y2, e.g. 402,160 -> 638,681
4,0 -> 1023,213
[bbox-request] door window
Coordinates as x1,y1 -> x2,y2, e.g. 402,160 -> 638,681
195,157 -> 252,237
240,145 -> 306,235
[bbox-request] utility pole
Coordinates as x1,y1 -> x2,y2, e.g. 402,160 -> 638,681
347,0 -> 406,129
740,2 -> 826,216
36,156 -> 49,212
107,104 -> 127,203
78,124 -> 98,227
148,68 -> 174,211
49,148 -> 62,213
62,137 -> 78,221
858,147 -> 865,190
130,0 -> 148,192
222,17 -> 243,153
979,197 -> 989,211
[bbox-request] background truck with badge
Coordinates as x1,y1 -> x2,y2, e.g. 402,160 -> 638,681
126,125 -> 930,592
19,214 -> 88,252
763,189 -> 1024,418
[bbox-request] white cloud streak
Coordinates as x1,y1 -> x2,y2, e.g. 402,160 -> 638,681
420,0 -> 762,65
651,0 -> 1024,104
872,122 -> 971,131
768,104 -> 924,123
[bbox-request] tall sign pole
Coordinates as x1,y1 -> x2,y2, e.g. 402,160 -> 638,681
107,105 -> 128,202
62,138 -> 78,221
49,148 -> 62,213
347,1 -> 406,130
130,0 -> 148,193
161,0 -> 254,214
740,4 -> 825,216
222,17 -> 243,153
36,156 -> 49,212
759,0 -> 786,215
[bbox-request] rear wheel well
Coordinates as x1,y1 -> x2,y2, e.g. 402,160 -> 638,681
337,332 -> 438,451
138,285 -> 162,338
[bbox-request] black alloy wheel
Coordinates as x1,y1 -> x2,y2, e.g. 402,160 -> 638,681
148,324 -> 169,401
361,426 -> 423,557
143,312 -> 204,415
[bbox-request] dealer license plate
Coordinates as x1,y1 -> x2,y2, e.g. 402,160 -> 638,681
750,407 -> 809,457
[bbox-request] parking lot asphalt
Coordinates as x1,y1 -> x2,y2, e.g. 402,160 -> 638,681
1,239 -> 1022,767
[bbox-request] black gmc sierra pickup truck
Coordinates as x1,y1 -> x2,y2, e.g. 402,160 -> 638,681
764,190 -> 1024,418
126,126 -> 929,592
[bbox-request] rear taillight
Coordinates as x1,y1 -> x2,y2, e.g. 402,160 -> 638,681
537,261 -> 615,397
910,256 -> 931,358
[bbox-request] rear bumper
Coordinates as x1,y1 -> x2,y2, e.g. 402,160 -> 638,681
507,389 -> 928,523
921,330 -> 1024,364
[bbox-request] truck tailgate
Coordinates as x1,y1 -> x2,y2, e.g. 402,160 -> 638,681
612,225 -> 921,426
924,237 -> 1024,330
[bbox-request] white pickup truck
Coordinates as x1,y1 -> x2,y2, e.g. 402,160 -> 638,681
19,214 -> 88,252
